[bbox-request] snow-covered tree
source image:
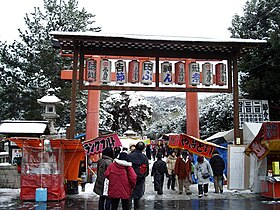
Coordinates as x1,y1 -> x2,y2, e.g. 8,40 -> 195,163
199,93 -> 234,139
100,92 -> 153,135
0,0 -> 100,128
228,0 -> 280,120
144,96 -> 186,139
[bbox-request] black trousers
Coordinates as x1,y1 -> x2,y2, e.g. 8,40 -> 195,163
198,184 -> 208,195
111,198 -> 130,210
130,198 -> 140,210
167,173 -> 176,189
98,196 -> 111,210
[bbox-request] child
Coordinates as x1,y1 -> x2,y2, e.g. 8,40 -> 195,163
151,153 -> 168,195
105,152 -> 137,210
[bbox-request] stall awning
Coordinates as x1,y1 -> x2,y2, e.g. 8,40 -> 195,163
245,122 -> 280,160
168,134 -> 227,158
9,137 -> 84,151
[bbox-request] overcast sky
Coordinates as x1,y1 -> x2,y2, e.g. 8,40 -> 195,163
0,0 -> 247,98
0,0 -> 247,42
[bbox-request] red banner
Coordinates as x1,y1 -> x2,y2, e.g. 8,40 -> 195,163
264,122 -> 280,141
246,125 -> 270,159
83,133 -> 122,155
168,134 -> 218,158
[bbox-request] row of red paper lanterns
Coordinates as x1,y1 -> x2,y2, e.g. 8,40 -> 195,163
85,59 -> 227,86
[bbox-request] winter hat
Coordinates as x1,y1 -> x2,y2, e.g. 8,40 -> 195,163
197,156 -> 204,163
156,153 -> 163,158
118,152 -> 128,161
102,147 -> 114,159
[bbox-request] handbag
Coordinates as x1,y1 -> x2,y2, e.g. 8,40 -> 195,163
202,173 -> 210,179
103,178 -> 109,196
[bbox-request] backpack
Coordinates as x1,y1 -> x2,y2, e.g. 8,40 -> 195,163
134,163 -> 147,179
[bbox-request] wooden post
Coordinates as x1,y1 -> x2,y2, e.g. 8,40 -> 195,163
233,53 -> 241,144
69,41 -> 79,139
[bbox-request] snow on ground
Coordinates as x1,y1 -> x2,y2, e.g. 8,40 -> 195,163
0,158 -> 261,204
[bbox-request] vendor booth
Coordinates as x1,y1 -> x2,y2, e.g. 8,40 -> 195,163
9,137 -> 84,201
245,122 -> 280,199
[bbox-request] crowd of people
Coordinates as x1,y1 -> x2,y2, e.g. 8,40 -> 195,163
93,141 -> 225,210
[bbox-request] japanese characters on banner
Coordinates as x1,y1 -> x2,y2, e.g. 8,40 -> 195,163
83,133 -> 122,155
115,60 -> 127,84
128,60 -> 139,83
141,61 -> 153,85
100,59 -> 112,84
161,61 -> 172,85
188,62 -> 200,86
168,134 -> 217,158
175,61 -> 185,85
264,122 -> 280,141
86,58 -> 227,86
246,125 -> 270,160
86,59 -> 97,82
215,63 -> 227,86
202,62 -> 213,86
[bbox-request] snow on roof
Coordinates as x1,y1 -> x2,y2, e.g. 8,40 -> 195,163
0,121 -> 49,134
37,94 -> 61,104
50,31 -> 267,44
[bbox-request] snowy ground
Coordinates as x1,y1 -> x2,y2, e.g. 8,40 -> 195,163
1,159 -> 279,207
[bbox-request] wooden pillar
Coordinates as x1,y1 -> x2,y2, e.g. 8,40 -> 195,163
85,57 -> 101,140
69,41 -> 79,139
233,54 -> 241,144
185,59 -> 200,138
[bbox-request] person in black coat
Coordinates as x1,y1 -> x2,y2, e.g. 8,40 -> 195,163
127,141 -> 149,210
209,150 -> 225,193
146,144 -> 152,160
151,153 -> 168,195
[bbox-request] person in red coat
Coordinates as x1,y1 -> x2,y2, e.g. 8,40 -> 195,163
105,152 -> 137,210
174,150 -> 192,195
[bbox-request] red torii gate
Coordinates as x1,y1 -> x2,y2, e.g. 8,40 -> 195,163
50,32 -> 266,145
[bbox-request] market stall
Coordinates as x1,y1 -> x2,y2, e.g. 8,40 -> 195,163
245,122 -> 280,199
9,138 -> 84,201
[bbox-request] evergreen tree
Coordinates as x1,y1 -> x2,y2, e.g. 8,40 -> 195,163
100,92 -> 153,135
228,0 -> 280,120
0,0 -> 100,130
199,94 -> 234,139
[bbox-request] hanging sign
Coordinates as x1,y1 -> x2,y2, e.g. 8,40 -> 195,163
175,61 -> 185,85
128,60 -> 139,83
202,62 -> 213,86
83,133 -> 122,155
161,61 -> 172,85
100,59 -> 112,84
215,63 -> 227,86
245,125 -> 269,160
188,62 -> 200,86
115,60 -> 127,84
141,61 -> 153,85
86,59 -> 97,82
168,134 -> 218,158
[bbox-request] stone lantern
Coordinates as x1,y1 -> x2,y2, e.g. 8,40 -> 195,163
37,88 -> 61,134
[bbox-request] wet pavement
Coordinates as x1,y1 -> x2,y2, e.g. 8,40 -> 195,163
1,193 -> 280,210
1,161 -> 280,209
